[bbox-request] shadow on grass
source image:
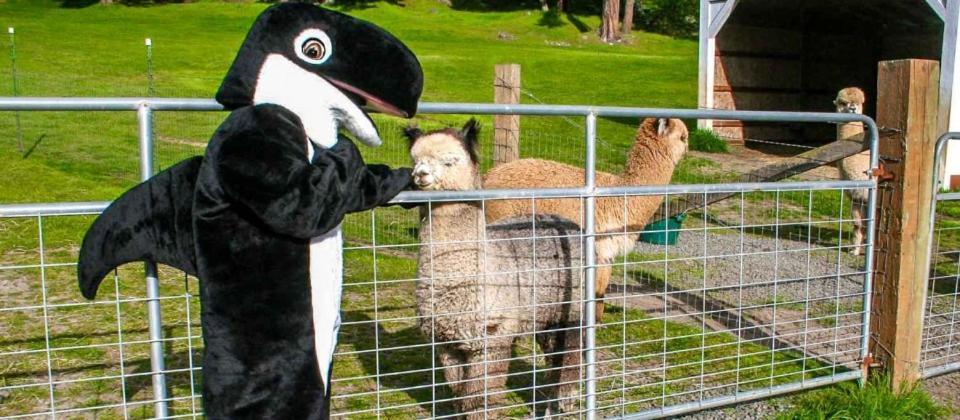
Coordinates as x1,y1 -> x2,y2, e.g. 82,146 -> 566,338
329,0 -> 405,11
535,10 -> 590,33
22,135 -> 45,159
61,0 -> 195,7
342,310 -> 554,417
537,10 -> 564,28
58,0 -> 99,8
565,13 -> 590,33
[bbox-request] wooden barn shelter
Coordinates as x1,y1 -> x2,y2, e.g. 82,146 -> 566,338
698,0 -> 960,187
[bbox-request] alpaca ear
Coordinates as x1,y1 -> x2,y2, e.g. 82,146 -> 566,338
460,118 -> 481,161
402,125 -> 423,148
461,118 -> 480,145
657,118 -> 669,137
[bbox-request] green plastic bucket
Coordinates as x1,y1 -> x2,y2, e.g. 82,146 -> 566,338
639,214 -> 687,245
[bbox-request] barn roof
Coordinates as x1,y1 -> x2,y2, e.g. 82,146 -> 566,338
727,0 -> 942,33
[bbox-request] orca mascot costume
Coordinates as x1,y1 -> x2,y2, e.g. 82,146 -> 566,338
76,4 -> 423,418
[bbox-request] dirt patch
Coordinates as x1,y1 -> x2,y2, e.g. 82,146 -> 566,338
924,371 -> 960,418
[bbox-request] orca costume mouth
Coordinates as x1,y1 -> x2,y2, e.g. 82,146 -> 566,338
325,77 -> 409,118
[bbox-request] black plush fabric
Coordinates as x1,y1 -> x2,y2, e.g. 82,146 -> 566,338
78,156 -> 202,299
193,104 -> 411,418
78,104 -> 412,418
216,4 -> 423,117
78,3 -> 422,418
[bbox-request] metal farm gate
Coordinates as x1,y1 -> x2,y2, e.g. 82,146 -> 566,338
922,133 -> 960,379
0,98 -> 879,419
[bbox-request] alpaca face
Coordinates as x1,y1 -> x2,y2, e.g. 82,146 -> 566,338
834,87 -> 865,114
657,118 -> 689,165
406,119 -> 481,191
410,134 -> 477,190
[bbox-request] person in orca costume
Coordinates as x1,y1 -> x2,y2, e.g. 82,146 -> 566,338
76,4 -> 423,418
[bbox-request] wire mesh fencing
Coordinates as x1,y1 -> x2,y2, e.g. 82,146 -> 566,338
1,98 -> 879,419
921,135 -> 960,379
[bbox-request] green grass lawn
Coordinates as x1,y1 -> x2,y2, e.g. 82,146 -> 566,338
0,0 -> 698,204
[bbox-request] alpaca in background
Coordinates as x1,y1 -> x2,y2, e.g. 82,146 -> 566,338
834,87 -> 869,256
482,118 -> 689,321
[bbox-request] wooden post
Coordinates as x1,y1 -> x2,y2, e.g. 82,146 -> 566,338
493,64 -> 520,166
870,59 -> 940,390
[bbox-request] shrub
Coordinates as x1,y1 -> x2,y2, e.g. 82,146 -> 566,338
635,0 -> 698,39
689,128 -> 728,153
777,374 -> 951,420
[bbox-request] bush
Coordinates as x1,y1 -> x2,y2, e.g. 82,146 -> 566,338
635,0 -> 698,39
777,374 -> 951,420
688,128 -> 728,153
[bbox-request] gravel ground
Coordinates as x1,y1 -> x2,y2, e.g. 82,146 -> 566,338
624,218 -> 867,361
598,218 -> 869,419
674,396 -> 795,420
924,371 -> 960,418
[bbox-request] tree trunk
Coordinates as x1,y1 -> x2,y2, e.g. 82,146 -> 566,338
557,0 -> 566,12
540,0 -> 549,11
600,0 -> 621,42
622,0 -> 635,34
100,0 -> 113,4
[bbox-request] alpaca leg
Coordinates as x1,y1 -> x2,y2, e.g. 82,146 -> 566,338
455,340 -> 514,420
438,346 -> 468,411
851,202 -> 865,256
477,339 -> 514,418
537,327 -> 583,416
535,331 -> 560,416
595,264 -> 612,324
551,325 -> 583,415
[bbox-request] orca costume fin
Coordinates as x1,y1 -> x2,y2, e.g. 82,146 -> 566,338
78,156 -> 203,300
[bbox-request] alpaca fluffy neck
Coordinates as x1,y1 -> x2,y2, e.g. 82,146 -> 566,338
418,201 -> 486,277
621,131 -> 675,186
837,121 -> 865,142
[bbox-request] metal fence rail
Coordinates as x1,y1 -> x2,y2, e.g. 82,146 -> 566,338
0,97 -> 879,419
921,133 -> 960,379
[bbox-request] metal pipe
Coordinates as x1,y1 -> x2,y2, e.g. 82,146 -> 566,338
0,178 -> 876,217
858,116 -> 884,381
0,201 -> 109,217
0,97 -> 878,128
617,370 -> 862,419
583,113 -> 598,420
388,180 -> 873,204
138,104 -> 169,419
922,361 -> 960,379
0,97 -> 222,111
919,132 -> 960,378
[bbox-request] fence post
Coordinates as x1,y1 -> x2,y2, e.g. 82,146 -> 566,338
869,59 -> 940,390
493,64 -> 520,166
145,38 -> 155,97
8,27 -> 23,154
138,103 -> 170,417
583,112 -> 597,420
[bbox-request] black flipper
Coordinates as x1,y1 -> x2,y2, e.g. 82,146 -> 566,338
78,156 -> 203,300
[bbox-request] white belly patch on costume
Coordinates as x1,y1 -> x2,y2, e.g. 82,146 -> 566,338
309,224 -> 343,389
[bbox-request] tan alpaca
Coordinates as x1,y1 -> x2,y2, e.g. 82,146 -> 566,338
409,120 -> 584,418
482,118 -> 689,321
834,87 -> 869,256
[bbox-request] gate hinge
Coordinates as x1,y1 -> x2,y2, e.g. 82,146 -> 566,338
872,164 -> 895,182
860,353 -> 882,378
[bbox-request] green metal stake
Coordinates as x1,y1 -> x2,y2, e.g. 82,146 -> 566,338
9,27 -> 23,154
145,38 -> 155,97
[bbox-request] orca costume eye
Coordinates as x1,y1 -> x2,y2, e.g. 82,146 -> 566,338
294,29 -> 332,65
302,39 -> 325,60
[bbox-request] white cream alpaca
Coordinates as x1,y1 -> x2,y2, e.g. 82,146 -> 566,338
409,120 -> 584,418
